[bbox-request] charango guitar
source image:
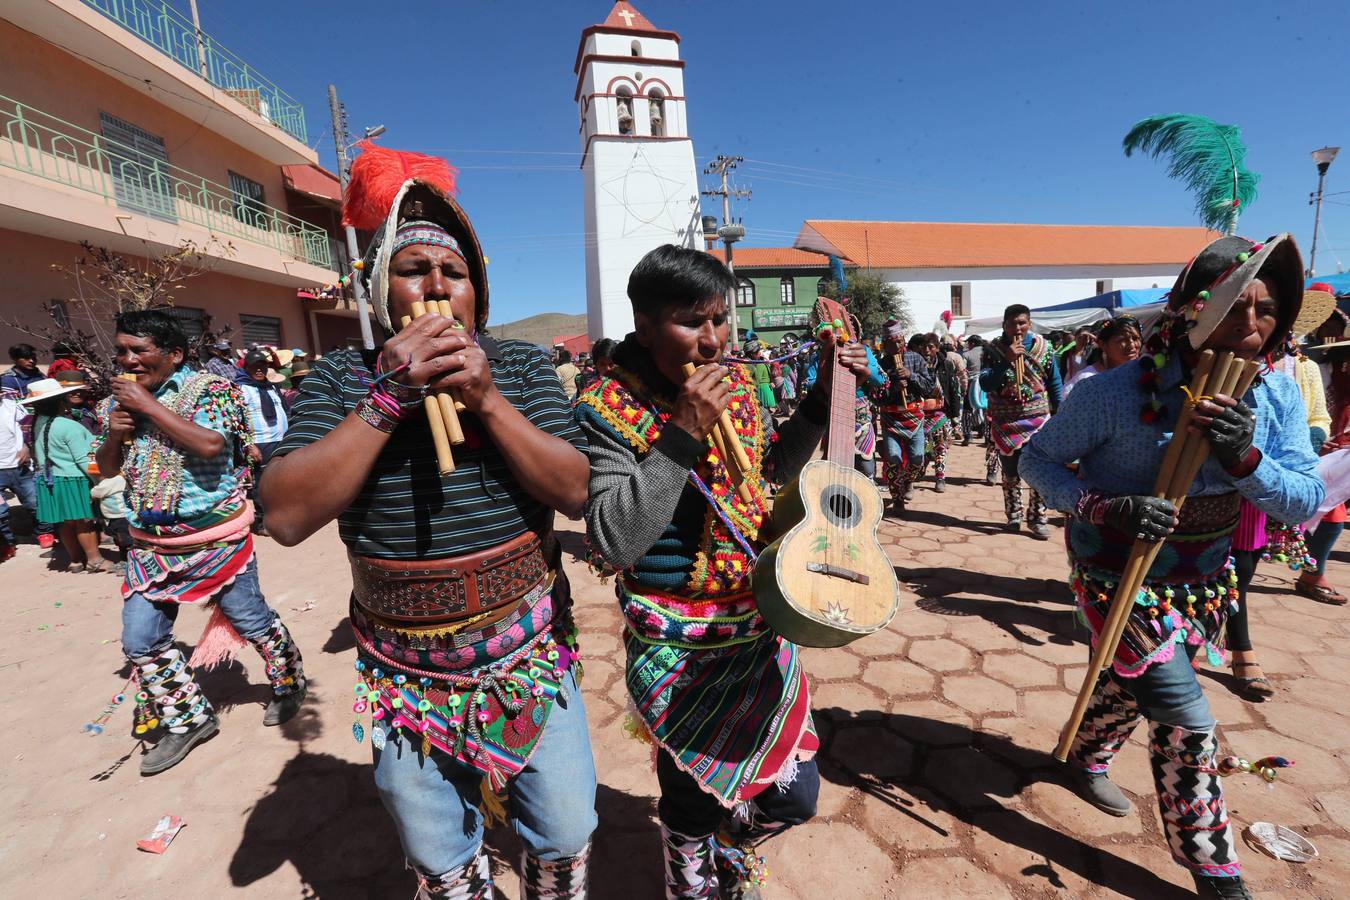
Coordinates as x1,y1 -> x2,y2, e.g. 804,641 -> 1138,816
754,299 -> 900,647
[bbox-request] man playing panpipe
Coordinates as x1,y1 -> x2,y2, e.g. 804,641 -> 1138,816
876,319 -> 936,516
96,310 -> 308,776
983,303 -> 1063,538
1021,234 -> 1323,900
260,144 -> 595,899
577,245 -> 871,899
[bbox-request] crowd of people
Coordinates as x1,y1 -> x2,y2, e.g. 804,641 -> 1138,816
5,144 -> 1348,900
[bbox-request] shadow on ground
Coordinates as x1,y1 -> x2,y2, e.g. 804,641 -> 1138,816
899,567 -> 1081,646
815,706 -> 1194,899
230,753 -> 660,899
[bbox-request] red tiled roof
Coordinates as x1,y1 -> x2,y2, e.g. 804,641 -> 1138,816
603,1 -> 659,32
795,221 -> 1217,269
709,247 -> 831,269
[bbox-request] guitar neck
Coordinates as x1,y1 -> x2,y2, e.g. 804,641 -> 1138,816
824,355 -> 858,465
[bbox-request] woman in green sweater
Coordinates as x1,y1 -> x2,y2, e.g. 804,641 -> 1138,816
20,378 -> 104,572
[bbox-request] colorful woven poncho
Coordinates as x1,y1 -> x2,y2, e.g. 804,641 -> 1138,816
988,333 -> 1053,455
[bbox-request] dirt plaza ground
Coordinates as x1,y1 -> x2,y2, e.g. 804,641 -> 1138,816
2,441 -> 1348,898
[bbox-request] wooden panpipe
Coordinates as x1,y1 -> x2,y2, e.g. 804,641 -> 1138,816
682,362 -> 755,504
116,373 -> 137,445
1053,350 -> 1262,761
400,300 -> 467,475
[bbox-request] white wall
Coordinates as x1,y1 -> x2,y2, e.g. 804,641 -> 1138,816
583,139 -> 701,340
875,264 -> 1177,333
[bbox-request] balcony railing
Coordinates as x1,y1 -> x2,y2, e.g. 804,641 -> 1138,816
0,94 -> 334,269
80,0 -> 309,144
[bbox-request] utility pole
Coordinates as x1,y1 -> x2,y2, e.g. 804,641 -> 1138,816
187,0 -> 209,78
328,84 -> 375,350
702,155 -> 750,351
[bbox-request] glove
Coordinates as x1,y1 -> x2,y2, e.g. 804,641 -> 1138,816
1104,495 -> 1178,544
1206,401 -> 1256,469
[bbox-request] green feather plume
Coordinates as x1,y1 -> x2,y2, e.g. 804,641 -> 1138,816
1122,114 -> 1259,234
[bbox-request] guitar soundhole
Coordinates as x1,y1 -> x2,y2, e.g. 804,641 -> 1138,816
820,486 -> 861,528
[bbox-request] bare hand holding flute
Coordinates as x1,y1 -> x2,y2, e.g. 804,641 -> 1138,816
679,362 -> 755,504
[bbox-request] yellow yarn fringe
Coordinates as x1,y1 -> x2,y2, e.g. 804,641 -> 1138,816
479,781 -> 508,828
622,713 -> 654,746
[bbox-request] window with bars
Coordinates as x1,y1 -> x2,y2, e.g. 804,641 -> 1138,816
229,171 -> 270,231
735,278 -> 755,307
950,283 -> 970,317
779,278 -> 795,306
99,111 -> 175,222
165,306 -> 207,342
239,314 -> 282,346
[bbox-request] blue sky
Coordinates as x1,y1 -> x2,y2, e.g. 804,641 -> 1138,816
207,0 -> 1349,322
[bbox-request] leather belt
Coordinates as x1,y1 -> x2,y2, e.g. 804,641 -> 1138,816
350,529 -> 551,622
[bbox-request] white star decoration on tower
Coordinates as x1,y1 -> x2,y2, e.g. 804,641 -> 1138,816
597,145 -> 694,239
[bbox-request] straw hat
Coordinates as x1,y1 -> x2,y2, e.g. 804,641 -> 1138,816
17,377 -> 84,405
1293,289 -> 1338,338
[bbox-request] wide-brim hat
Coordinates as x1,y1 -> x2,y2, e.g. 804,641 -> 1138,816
273,348 -> 295,368
1168,233 -> 1303,355
1294,290 -> 1338,339
18,377 -> 84,405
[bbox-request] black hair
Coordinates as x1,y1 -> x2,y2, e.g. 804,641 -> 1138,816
30,395 -> 64,484
627,245 -> 735,318
592,337 -> 618,362
114,308 -> 188,355
556,348 -> 572,364
907,333 -> 928,352
9,343 -> 36,361
1003,304 -> 1031,322
50,342 -> 73,357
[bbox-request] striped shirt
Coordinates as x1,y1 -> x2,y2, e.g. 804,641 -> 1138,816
273,337 -> 585,559
238,380 -> 289,444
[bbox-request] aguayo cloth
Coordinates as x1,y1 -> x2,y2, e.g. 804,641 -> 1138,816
578,368 -> 816,806
988,334 -> 1053,455
621,580 -> 817,808
1067,492 -> 1242,677
854,395 -> 876,458
123,491 -> 255,604
350,570 -> 577,791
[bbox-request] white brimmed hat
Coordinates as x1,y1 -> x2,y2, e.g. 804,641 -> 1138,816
17,377 -> 84,405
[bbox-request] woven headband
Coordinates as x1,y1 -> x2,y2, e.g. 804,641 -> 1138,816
391,220 -> 465,261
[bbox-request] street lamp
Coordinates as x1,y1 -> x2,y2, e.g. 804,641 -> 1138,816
719,223 -> 746,349
1309,146 -> 1339,277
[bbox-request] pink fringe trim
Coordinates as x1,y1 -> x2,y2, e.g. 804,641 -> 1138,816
188,603 -> 247,671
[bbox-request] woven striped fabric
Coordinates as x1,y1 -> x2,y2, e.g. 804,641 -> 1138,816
123,493 -> 255,605
990,413 -> 1048,455
621,580 -> 817,808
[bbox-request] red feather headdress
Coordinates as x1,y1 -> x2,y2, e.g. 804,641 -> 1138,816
341,140 -> 459,230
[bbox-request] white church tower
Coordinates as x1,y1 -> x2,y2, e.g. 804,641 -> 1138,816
576,2 -> 701,340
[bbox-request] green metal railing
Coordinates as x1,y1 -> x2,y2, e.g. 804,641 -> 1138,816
0,94 -> 333,269
80,0 -> 309,144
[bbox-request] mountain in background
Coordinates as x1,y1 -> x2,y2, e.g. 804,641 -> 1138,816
487,311 -> 587,348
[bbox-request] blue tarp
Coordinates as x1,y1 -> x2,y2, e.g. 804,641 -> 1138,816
1307,273 -> 1350,295
1036,288 -> 1170,313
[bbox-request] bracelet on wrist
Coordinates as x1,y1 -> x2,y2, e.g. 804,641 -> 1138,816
354,395 -> 400,434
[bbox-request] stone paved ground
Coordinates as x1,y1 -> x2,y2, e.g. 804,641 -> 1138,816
1,441 -> 1348,898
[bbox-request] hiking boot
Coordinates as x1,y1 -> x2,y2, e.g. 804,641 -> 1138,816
984,473 -> 997,486
1192,874 -> 1254,900
934,478 -> 947,493
1029,521 -> 1051,540
1004,520 -> 1021,533
1069,767 -> 1131,817
140,716 -> 219,775
903,486 -> 915,503
263,684 -> 307,726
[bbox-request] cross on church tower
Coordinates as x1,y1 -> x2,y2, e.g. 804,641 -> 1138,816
575,3 -> 701,339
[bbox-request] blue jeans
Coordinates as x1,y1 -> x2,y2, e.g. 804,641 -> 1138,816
0,464 -> 50,543
1306,519 -> 1345,576
882,427 -> 924,470
372,668 -> 597,875
1116,641 -> 1214,731
121,557 -> 277,658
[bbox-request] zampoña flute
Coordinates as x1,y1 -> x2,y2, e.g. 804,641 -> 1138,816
1054,350 -> 1261,761
681,362 -> 755,504
399,306 -> 458,475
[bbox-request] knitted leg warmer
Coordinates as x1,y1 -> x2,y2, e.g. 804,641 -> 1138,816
931,430 -> 949,481
1001,473 -> 1023,523
1149,724 -> 1242,879
249,614 -> 306,696
985,442 -> 999,482
520,843 -> 589,900
1068,674 -> 1143,773
416,847 -> 494,900
133,646 -> 213,734
1028,490 -> 1048,527
884,459 -> 905,505
660,825 -> 718,900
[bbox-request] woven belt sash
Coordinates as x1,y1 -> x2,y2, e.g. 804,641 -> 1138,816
350,529 -> 550,622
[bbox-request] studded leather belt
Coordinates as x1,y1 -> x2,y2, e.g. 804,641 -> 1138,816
350,529 -> 551,622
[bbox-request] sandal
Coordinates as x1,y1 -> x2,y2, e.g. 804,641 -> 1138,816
84,563 -> 109,574
1294,580 -> 1348,606
1230,660 -> 1276,701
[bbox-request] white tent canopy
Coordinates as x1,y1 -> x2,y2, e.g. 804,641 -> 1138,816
958,302 -> 1168,340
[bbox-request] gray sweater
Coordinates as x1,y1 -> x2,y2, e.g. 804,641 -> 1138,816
582,388 -> 829,572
